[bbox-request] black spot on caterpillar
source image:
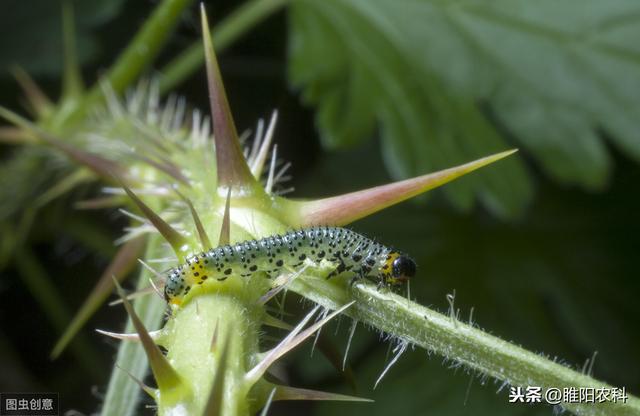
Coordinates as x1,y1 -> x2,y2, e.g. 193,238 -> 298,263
164,226 -> 416,306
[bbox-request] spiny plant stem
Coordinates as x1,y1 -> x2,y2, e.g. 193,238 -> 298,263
159,0 -> 289,93
288,276 -> 640,416
160,293 -> 258,415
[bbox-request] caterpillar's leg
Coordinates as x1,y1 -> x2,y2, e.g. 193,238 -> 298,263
352,267 -> 385,290
349,265 -> 372,286
263,271 -> 274,279
348,274 -> 363,287
326,254 -> 347,280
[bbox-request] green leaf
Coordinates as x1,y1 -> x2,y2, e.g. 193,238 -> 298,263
288,0 -> 640,217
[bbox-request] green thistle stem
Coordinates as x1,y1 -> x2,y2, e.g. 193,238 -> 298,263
289,275 -> 640,416
159,292 -> 258,415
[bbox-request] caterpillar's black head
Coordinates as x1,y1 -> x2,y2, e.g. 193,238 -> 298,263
391,255 -> 416,282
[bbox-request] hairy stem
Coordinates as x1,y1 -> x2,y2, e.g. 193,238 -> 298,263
159,0 -> 289,93
289,276 -> 640,416
159,292 -> 260,415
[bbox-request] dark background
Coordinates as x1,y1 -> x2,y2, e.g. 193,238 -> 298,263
0,1 -> 638,415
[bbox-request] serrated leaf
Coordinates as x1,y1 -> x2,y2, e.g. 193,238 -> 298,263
289,0 -> 640,217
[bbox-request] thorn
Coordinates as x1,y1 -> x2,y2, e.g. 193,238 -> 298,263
588,351 -> 598,376
248,118 -> 264,165
259,388 -> 277,416
116,364 -> 157,398
446,290 -> 458,328
262,314 -> 293,331
374,341 -> 408,389
36,168 -> 92,208
0,106 -> 121,178
246,302 -> 355,384
258,265 -> 308,305
251,110 -> 278,177
203,326 -> 232,416
463,375 -> 474,406
96,329 -> 139,341
51,237 -> 145,359
333,313 -> 342,336
95,328 -> 161,342
246,305 -> 321,383
289,150 -> 519,226
108,285 -> 159,306
218,188 -> 232,246
239,128 -> 252,148
343,320 -> 358,371
0,126 -> 35,144
384,340 -> 393,362
273,385 -> 372,403
272,161 -> 292,188
314,330 -> 359,393
148,277 -> 164,300
74,196 -> 122,210
116,177 -> 189,260
10,66 -> 52,115
133,154 -> 190,185
138,259 -> 164,280
310,309 -> 329,357
112,278 -> 182,391
210,318 -> 220,352
99,80 -> 125,119
143,256 -> 176,264
119,208 -> 149,224
200,5 -> 257,191
174,188 -> 212,249
265,144 -> 278,194
496,379 -> 508,394
581,357 -> 589,375
265,305 -> 294,318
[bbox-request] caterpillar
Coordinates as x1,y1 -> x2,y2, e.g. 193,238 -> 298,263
164,226 -> 416,306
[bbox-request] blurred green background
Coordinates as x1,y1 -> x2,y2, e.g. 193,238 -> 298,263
0,0 -> 638,414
